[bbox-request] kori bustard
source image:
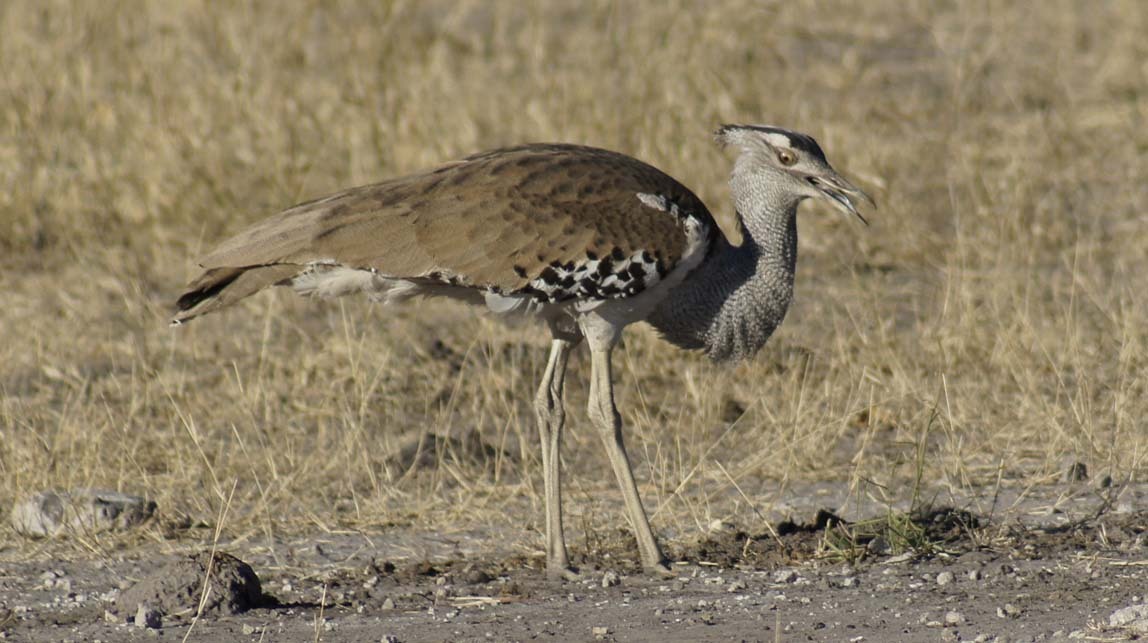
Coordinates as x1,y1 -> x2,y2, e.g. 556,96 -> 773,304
173,125 -> 873,579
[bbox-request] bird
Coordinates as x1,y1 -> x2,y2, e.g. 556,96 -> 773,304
172,124 -> 873,579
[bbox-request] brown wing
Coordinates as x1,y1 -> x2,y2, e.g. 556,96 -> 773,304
174,144 -> 714,321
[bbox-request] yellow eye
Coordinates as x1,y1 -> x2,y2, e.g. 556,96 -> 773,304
777,150 -> 798,166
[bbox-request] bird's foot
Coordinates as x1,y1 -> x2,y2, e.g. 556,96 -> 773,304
546,563 -> 581,582
645,560 -> 676,578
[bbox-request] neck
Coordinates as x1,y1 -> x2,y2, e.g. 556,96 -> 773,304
647,178 -> 800,362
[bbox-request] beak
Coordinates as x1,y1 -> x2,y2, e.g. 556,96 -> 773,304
807,172 -> 875,226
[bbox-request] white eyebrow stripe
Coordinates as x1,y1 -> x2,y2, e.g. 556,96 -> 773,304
762,132 -> 793,148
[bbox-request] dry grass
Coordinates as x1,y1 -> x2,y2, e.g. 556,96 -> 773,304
1,1 -> 1145,557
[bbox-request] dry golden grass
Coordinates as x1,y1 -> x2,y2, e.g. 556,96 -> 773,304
1,1 -> 1145,556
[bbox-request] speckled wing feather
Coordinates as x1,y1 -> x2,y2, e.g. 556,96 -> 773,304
175,144 -> 715,321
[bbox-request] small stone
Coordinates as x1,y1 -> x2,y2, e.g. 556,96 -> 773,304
867,535 -> 891,555
967,569 -> 982,581
944,610 -> 964,625
1062,461 -> 1088,483
242,624 -> 258,635
463,569 -> 492,585
997,603 -> 1022,618
381,598 -> 396,610
773,569 -> 798,584
707,519 -> 735,533
134,604 -> 162,629
936,571 -> 955,586
592,625 -> 610,639
601,571 -> 620,588
727,581 -> 747,592
840,577 -> 859,588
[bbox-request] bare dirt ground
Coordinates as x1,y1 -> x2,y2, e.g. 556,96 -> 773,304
3,482 -> 1145,642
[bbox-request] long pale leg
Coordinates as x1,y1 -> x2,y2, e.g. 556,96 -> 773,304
534,338 -> 578,580
586,346 -> 672,576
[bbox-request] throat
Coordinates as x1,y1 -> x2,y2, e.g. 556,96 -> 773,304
646,204 -> 799,362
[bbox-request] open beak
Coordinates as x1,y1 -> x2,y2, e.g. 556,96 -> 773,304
807,173 -> 875,225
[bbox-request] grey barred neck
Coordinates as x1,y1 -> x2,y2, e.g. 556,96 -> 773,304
647,185 -> 800,363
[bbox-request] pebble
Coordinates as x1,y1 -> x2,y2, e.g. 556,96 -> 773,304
592,625 -> 611,639
997,603 -> 1021,618
936,571 -> 955,586
382,598 -> 396,610
1062,461 -> 1088,482
727,580 -> 747,593
944,610 -> 964,625
601,571 -> 620,588
967,569 -> 983,581
773,570 -> 798,584
134,604 -> 162,629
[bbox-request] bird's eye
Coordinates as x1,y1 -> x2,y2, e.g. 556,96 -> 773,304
777,150 -> 798,166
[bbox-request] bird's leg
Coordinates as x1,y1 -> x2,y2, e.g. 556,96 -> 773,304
534,338 -> 578,580
586,346 -> 673,577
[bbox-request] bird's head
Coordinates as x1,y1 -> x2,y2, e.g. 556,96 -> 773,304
715,124 -> 874,224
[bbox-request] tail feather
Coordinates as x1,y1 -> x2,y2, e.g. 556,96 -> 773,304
172,264 -> 300,324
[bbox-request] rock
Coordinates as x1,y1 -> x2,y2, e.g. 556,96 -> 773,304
462,568 -> 492,585
997,603 -> 1022,618
592,625 -> 611,639
115,551 -> 262,620
1109,604 -> 1148,633
773,569 -> 798,584
134,604 -> 162,629
382,598 -> 396,610
11,489 -> 156,537
706,519 -> 735,533
1061,461 -> 1088,483
601,571 -> 620,588
944,610 -> 964,625
936,571 -> 955,586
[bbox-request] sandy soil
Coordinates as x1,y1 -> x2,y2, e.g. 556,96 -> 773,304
2,483 -> 1145,642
